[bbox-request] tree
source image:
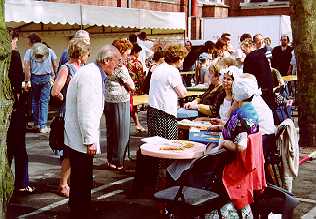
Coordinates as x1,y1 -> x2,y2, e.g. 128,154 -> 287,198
0,0 -> 14,217
289,0 -> 316,147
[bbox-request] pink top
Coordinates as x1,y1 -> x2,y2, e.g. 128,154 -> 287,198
222,132 -> 266,209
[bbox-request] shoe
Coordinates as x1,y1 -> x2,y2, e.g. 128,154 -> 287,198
39,126 -> 50,133
58,185 -> 70,198
17,186 -> 35,194
104,162 -> 124,171
136,126 -> 146,132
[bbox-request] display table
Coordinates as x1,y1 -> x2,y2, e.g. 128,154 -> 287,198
180,71 -> 195,76
140,140 -> 206,159
133,95 -> 148,106
133,91 -> 204,107
189,129 -> 223,144
186,84 -> 208,92
282,75 -> 297,81
186,90 -> 204,96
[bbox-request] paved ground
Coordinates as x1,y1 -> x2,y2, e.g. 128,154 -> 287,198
6,110 -> 316,219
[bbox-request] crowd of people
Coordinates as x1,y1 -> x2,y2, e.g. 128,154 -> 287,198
7,28 -> 297,218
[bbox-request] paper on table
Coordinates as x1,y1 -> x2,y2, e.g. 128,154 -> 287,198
141,136 -> 170,144
178,119 -> 211,127
141,136 -> 181,147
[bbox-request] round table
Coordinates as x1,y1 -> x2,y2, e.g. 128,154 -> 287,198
140,140 -> 207,159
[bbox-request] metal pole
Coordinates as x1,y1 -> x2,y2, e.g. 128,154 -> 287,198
80,5 -> 83,29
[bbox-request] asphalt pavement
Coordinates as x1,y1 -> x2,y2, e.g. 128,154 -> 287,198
6,110 -> 316,219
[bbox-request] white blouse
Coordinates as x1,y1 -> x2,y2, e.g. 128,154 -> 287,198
149,63 -> 185,117
219,98 -> 232,122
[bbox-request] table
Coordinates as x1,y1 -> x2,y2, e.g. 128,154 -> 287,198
177,120 -> 211,140
186,85 -> 208,92
140,140 -> 206,159
282,75 -> 297,81
132,91 -> 204,107
186,90 -> 204,96
180,71 -> 195,76
133,95 -> 148,106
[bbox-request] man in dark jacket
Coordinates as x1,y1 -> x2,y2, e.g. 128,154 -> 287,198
241,39 -> 275,110
271,35 -> 293,76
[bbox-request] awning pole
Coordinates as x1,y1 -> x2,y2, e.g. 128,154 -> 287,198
80,5 -> 83,29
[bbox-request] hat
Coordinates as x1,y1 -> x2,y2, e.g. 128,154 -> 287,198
232,77 -> 262,101
74,30 -> 90,39
31,43 -> 49,63
199,52 -> 209,61
219,65 -> 242,80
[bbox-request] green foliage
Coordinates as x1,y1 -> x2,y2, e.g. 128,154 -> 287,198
0,0 -> 14,217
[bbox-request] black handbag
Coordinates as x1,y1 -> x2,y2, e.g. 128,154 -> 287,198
49,115 -> 65,151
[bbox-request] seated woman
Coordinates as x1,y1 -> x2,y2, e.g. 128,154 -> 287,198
184,64 -> 224,117
168,76 -> 265,218
210,73 -> 276,158
216,76 -> 265,218
194,65 -> 240,122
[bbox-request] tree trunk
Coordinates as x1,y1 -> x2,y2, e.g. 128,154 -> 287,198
0,0 -> 14,217
290,0 -> 316,147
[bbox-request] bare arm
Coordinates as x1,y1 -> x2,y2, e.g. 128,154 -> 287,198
24,60 -> 31,81
51,59 -> 58,78
220,132 -> 248,152
51,66 -> 68,101
175,84 -> 187,98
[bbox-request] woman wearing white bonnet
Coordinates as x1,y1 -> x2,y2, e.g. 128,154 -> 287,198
209,73 -> 261,218
240,73 -> 276,157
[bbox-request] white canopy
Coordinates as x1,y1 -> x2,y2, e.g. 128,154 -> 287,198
5,0 -> 186,30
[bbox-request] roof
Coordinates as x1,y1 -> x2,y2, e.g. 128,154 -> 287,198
5,0 -> 186,30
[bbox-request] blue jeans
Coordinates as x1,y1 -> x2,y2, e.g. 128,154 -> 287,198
31,74 -> 51,128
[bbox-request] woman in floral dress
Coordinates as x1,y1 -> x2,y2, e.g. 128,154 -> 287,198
127,44 -> 146,132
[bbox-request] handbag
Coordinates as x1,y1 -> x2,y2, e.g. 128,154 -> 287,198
49,115 -> 65,151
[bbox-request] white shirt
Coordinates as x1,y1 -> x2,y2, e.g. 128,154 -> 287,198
252,95 -> 276,135
149,62 -> 185,117
219,98 -> 232,122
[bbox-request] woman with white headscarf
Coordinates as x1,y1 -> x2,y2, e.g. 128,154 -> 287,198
211,76 -> 262,218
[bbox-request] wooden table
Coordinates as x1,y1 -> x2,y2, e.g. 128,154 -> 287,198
186,86 -> 208,92
180,71 -> 195,76
133,91 -> 204,106
133,95 -> 148,106
186,91 -> 204,96
282,75 -> 297,81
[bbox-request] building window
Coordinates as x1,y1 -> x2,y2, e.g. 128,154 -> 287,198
200,0 -> 224,3
240,0 -> 289,8
241,0 -> 288,2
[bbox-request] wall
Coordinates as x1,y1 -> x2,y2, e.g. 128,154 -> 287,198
17,32 -> 184,63
48,0 -> 184,12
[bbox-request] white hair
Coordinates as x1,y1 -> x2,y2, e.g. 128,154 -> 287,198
95,45 -> 121,64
